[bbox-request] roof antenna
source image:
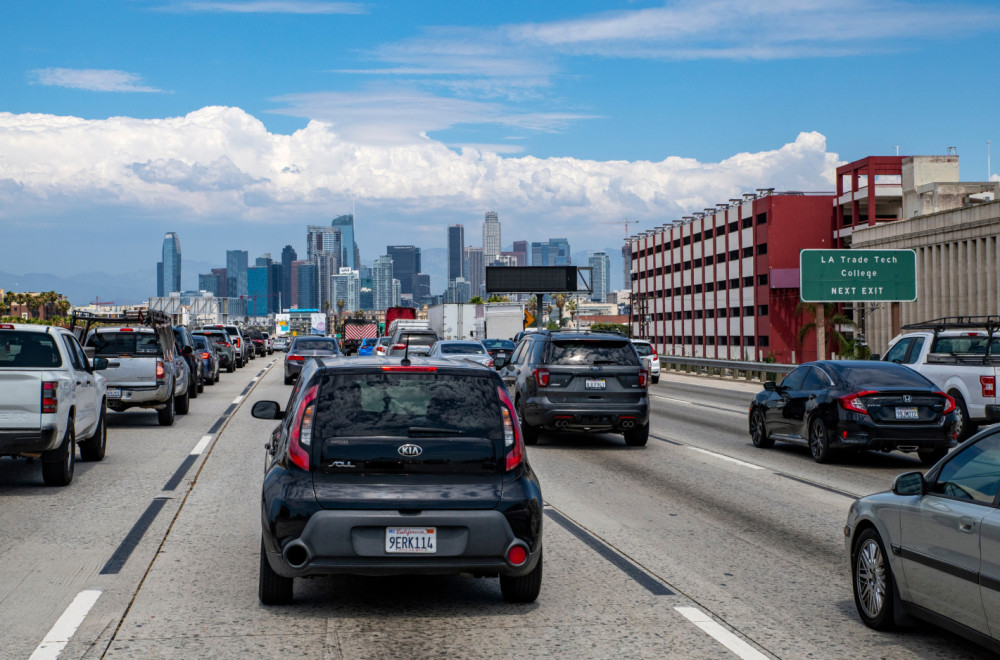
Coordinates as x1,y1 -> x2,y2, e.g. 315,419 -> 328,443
401,339 -> 411,367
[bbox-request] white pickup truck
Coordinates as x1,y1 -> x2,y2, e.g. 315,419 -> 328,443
882,316 -> 1000,440
0,323 -> 109,486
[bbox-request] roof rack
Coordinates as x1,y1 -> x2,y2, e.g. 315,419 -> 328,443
901,316 -> 1000,335
70,309 -> 173,338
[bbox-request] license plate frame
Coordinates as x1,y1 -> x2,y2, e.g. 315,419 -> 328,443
895,407 -> 919,420
585,378 -> 606,390
385,527 -> 437,554
106,387 -> 121,399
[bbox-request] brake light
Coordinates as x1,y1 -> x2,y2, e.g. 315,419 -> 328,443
936,391 -> 957,414
651,352 -> 658,361
380,366 -> 439,372
638,369 -> 648,388
42,381 -> 58,414
287,355 -> 304,361
982,376 -> 996,398
156,360 -> 165,381
200,351 -> 211,360
235,338 -> 241,347
288,384 -> 318,470
119,328 -> 133,332
497,385 -> 524,471
392,343 -> 406,350
533,368 -> 550,387
839,390 -> 878,414
486,359 -> 494,368
223,342 -> 231,347
0,324 -> 14,329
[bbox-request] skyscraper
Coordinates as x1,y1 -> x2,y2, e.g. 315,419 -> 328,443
161,232 -> 182,295
331,214 -> 357,270
448,225 -> 465,282
588,251 -> 611,302
226,250 -> 249,299
372,254 -> 394,311
156,262 -> 164,297
386,245 -> 421,295
306,225 -> 342,310
198,273 -> 219,294
483,211 -> 501,263
531,239 -> 571,266
247,266 -> 269,316
295,262 -> 318,309
332,268 -> 360,312
281,245 -> 296,310
512,240 -> 528,266
211,268 -> 228,298
465,247 -> 484,299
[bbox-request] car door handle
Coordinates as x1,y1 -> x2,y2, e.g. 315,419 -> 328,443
959,517 -> 976,533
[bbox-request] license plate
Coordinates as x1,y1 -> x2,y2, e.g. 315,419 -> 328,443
106,387 -> 121,399
895,407 -> 919,420
386,527 -> 437,554
585,378 -> 606,390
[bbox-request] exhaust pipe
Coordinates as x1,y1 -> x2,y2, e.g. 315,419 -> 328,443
621,420 -> 635,430
282,540 -> 311,569
554,419 -> 568,429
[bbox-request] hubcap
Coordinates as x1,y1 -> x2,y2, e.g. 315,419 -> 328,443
856,539 -> 886,618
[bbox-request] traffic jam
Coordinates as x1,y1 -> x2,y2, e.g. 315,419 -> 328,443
2,311 -> 1000,657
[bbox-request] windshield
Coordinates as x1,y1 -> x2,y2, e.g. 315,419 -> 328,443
440,343 -> 486,355
0,331 -> 63,368
293,339 -> 340,352
315,371 -> 501,440
838,364 -> 935,388
548,340 -> 639,366
86,331 -> 162,357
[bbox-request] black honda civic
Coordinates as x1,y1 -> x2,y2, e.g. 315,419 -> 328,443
252,356 -> 543,605
748,360 -> 957,465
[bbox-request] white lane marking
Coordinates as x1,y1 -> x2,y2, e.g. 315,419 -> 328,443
674,606 -> 769,660
232,395 -> 244,405
687,446 -> 764,470
190,435 -> 213,455
651,394 -> 745,416
29,589 -> 102,660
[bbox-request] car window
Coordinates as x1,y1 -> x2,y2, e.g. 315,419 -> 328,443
838,364 -> 935,388
87,331 -> 163,357
193,336 -> 210,350
547,339 -> 640,366
632,342 -> 653,357
314,372 -> 502,441
884,338 -> 912,364
904,337 -> 925,364
0,331 -> 63,368
293,339 -> 339,352
931,335 -> 993,355
400,333 -> 437,347
440,343 -> 486,355
779,366 -> 808,390
509,342 -> 526,365
800,367 -> 829,391
931,434 -> 1000,505
61,335 -> 85,370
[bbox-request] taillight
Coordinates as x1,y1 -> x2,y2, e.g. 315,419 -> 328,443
486,359 -> 494,368
651,352 -> 658,361
392,343 -> 406,350
288,384 -> 318,470
839,390 -> 877,414
533,368 -> 550,387
156,360 -> 165,381
223,342 -> 231,347
287,355 -> 304,361
497,385 -> 524,471
200,351 -> 211,360
937,391 -> 957,414
235,338 -> 241,347
42,381 -> 58,414
638,369 -> 648,388
982,377 -> 996,398
0,323 -> 14,329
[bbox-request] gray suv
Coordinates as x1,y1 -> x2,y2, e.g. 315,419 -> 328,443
499,330 -> 650,446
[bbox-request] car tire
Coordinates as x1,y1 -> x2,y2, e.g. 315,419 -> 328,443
852,528 -> 895,630
197,376 -> 204,393
228,362 -> 235,373
175,386 -> 190,415
190,374 -> 199,399
158,390 -> 175,426
500,548 -> 542,603
951,392 -> 978,441
259,538 -> 293,605
42,420 -> 75,487
80,406 -> 107,462
516,399 -> 539,446
284,373 -> 293,385
624,422 -> 649,447
918,447 -> 948,466
651,375 -> 659,384
809,416 -> 833,463
750,408 -> 774,449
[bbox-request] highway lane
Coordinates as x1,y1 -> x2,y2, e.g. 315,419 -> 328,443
2,365 -> 992,658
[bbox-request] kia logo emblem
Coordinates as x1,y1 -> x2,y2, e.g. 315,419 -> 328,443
398,444 -> 423,457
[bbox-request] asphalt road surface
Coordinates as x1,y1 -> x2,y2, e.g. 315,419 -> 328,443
0,363 -> 991,659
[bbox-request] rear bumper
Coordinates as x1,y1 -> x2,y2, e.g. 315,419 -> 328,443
263,509 -> 541,579
829,416 -> 956,451
106,383 -> 172,410
0,425 -> 60,454
523,397 -> 649,431
985,405 -> 1000,423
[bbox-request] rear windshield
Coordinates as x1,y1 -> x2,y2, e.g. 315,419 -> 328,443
399,333 -> 437,346
193,336 -> 210,350
548,339 -> 639,366
86,331 -> 162,357
293,338 -> 340,352
0,331 -> 63,368
195,331 -> 228,343
314,371 -> 501,440
632,343 -> 654,357
440,343 -> 486,355
482,339 -> 515,350
931,335 -> 1000,355
837,364 -> 934,389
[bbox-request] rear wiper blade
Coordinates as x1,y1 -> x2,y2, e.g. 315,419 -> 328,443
591,359 -> 618,365
407,426 -> 465,436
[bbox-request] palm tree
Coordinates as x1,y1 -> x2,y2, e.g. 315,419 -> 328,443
566,299 -> 578,325
336,299 -> 346,318
553,294 -> 567,323
486,294 -> 508,303
796,302 -> 854,359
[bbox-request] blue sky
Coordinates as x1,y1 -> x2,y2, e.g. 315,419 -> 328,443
2,1 -> 999,300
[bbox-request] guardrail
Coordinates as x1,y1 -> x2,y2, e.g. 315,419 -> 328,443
658,356 -> 796,383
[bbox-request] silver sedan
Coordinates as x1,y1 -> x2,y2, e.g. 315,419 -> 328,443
426,340 -> 494,368
845,425 -> 1000,652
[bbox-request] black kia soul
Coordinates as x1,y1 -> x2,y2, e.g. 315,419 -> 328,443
252,356 -> 543,605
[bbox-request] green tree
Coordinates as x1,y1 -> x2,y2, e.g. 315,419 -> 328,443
486,294 -> 508,303
795,302 -> 854,359
469,296 -> 484,305
589,322 -> 630,337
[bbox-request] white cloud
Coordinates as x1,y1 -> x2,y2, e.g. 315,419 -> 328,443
30,68 -> 164,93
0,106 -> 840,250
163,1 -> 366,14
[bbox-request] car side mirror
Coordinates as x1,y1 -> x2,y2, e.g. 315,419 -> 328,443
91,357 -> 109,371
868,353 -> 881,361
251,400 -> 284,420
182,345 -> 194,356
763,381 -> 776,391
83,346 -> 96,360
892,471 -> 926,496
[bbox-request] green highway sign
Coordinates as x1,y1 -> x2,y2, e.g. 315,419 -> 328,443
799,249 -> 916,302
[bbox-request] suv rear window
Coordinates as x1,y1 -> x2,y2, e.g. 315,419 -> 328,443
548,339 -> 639,366
439,343 -> 486,355
293,338 -> 340,352
314,371 -> 501,440
398,332 -> 437,347
87,331 -> 162,357
0,331 -> 63,368
632,343 -> 654,357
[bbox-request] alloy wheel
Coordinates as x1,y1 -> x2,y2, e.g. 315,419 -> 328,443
855,538 -> 886,619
